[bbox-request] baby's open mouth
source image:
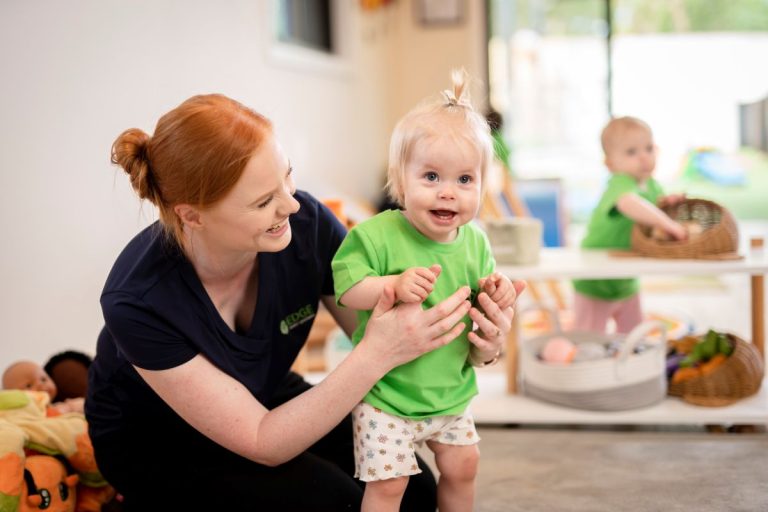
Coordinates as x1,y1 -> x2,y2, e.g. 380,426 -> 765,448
431,210 -> 457,220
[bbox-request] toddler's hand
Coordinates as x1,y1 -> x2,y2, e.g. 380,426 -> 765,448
395,264 -> 441,303
478,272 -> 520,310
657,193 -> 686,208
668,221 -> 688,241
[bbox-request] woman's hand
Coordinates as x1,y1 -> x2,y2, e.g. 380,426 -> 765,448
359,284 -> 472,375
468,280 -> 526,365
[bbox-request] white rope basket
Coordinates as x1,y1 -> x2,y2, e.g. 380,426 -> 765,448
520,310 -> 667,411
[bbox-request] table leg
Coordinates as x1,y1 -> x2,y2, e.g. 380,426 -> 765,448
506,312 -> 519,394
751,274 -> 764,357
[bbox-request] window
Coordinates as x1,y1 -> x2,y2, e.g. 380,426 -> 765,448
276,0 -> 333,53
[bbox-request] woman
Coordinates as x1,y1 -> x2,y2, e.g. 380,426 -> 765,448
86,94 -> 515,510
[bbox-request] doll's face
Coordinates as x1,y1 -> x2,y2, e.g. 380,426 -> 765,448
2,361 -> 58,400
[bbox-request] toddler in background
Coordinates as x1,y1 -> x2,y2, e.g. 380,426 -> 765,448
2,360 -> 84,415
332,70 -> 524,512
573,116 -> 686,333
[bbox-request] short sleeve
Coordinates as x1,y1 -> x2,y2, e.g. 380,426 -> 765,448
597,174 -> 638,217
101,292 -> 197,371
331,226 -> 380,306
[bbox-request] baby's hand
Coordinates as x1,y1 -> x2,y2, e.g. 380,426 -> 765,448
478,272 -> 517,310
52,397 -> 85,414
657,193 -> 686,208
395,264 -> 441,303
667,221 -> 688,241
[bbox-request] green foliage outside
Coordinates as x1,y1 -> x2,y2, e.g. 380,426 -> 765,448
497,0 -> 768,35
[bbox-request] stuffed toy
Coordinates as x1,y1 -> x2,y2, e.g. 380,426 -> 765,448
18,455 -> 78,512
0,390 -> 114,512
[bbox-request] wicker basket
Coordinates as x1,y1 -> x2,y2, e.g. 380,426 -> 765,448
630,198 -> 740,259
667,334 -> 764,406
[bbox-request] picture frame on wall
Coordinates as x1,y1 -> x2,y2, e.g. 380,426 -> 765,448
414,0 -> 464,27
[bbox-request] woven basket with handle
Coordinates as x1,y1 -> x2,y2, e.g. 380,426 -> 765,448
667,334 -> 764,407
630,198 -> 740,259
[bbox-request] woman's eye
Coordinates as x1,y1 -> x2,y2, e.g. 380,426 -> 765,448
459,175 -> 472,184
257,196 -> 273,209
424,172 -> 438,182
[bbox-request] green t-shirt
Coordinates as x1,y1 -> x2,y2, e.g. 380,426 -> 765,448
573,173 -> 664,300
332,210 -> 495,418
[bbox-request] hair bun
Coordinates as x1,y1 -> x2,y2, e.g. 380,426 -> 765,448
110,128 -> 157,203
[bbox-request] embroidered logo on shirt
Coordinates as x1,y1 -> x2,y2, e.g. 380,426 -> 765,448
279,304 -> 316,335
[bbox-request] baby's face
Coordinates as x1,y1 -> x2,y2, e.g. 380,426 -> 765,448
2,361 -> 58,400
604,127 -> 657,182
401,129 -> 482,243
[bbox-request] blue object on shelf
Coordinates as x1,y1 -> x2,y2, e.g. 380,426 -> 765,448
508,178 -> 565,247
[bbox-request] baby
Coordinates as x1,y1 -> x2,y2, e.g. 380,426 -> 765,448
2,360 -> 84,415
573,116 -> 686,333
332,70 -> 524,512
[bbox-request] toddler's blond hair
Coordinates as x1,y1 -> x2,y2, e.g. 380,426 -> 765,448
386,69 -> 493,207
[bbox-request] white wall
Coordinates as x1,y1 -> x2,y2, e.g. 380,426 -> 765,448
0,0 -> 394,363
0,0 -> 488,366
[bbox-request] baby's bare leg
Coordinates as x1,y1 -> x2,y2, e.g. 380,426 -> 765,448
362,476 -> 409,512
428,441 -> 479,512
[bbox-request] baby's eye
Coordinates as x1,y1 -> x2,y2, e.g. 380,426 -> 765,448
424,172 -> 439,182
626,148 -> 636,156
458,175 -> 472,184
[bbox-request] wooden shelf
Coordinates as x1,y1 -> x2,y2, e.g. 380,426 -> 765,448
304,370 -> 768,426
471,371 -> 768,425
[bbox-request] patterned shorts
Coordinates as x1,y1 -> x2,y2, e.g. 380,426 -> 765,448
352,401 -> 480,482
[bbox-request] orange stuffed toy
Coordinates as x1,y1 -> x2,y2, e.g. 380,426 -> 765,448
19,455 -> 78,512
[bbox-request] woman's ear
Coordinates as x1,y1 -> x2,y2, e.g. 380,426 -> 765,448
174,204 -> 203,229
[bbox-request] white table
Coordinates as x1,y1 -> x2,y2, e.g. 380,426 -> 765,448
497,247 -> 768,394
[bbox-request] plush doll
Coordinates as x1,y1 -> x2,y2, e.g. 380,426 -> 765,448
19,455 -> 78,512
0,390 -> 113,512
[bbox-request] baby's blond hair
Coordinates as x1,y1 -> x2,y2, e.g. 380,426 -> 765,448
385,69 -> 493,207
600,116 -> 652,154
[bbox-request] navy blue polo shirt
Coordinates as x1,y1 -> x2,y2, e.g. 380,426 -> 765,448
86,191 -> 346,444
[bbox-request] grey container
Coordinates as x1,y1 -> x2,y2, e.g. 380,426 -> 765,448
520,319 -> 668,411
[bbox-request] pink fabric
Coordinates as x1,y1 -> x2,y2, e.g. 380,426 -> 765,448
572,292 -> 643,334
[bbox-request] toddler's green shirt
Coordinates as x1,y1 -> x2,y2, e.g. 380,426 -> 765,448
573,173 -> 663,300
332,209 -> 494,418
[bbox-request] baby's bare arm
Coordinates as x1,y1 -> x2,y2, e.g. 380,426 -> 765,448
616,193 -> 687,240
339,275 -> 400,310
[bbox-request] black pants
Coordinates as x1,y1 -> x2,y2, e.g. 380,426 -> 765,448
93,372 -> 437,511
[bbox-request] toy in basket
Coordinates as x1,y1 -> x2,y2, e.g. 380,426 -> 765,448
667,330 -> 764,407
629,198 -> 741,260
520,312 -> 667,411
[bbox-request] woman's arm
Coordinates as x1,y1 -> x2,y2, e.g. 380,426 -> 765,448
136,285 -> 472,467
322,294 -> 357,338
